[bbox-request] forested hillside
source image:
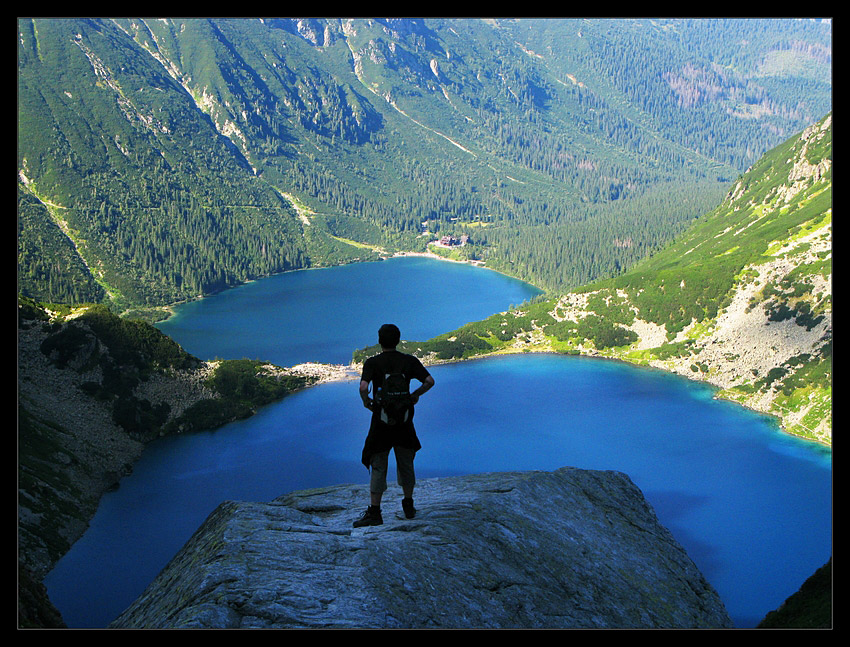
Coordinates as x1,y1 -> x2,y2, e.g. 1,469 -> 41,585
18,18 -> 831,311
379,114 -> 831,445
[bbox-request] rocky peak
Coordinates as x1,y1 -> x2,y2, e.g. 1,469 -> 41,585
110,467 -> 732,629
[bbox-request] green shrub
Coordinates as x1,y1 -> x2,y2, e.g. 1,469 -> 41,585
576,315 -> 638,349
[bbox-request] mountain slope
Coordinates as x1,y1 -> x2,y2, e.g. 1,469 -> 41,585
17,297 -> 346,582
387,114 -> 832,444
18,18 -> 831,310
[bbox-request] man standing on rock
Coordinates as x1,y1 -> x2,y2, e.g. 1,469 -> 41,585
354,323 -> 435,527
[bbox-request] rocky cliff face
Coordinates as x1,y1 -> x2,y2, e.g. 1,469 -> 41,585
18,313 -> 212,581
17,303 -> 340,584
110,467 -> 732,629
594,118 -> 830,444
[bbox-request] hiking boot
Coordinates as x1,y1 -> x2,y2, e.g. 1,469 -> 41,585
353,506 -> 383,528
402,497 -> 416,519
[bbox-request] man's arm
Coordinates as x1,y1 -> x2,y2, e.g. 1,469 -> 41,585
410,374 -> 435,405
360,379 -> 374,410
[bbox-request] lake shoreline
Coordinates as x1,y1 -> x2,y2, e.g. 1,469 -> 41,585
308,346 -> 830,450
151,252 -> 828,449
152,251 -> 543,326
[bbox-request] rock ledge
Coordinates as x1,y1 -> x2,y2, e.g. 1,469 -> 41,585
111,467 -> 731,629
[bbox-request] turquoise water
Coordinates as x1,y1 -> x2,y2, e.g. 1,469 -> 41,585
44,258 -> 831,629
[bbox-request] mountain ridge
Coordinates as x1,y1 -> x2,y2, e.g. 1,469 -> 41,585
18,18 -> 831,311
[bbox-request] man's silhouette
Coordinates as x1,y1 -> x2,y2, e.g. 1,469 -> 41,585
354,324 -> 435,527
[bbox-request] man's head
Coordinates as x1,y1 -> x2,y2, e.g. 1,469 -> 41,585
378,323 -> 401,349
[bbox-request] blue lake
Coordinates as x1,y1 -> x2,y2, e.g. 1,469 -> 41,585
155,255 -> 542,367
44,257 -> 831,629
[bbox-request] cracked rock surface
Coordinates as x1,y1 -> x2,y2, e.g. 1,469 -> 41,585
111,467 -> 732,629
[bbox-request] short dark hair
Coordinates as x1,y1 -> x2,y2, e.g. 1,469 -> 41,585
378,323 -> 401,349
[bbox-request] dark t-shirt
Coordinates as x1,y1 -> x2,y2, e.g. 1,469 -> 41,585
360,350 -> 431,464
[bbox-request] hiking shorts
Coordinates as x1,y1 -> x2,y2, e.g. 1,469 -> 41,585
369,446 -> 416,494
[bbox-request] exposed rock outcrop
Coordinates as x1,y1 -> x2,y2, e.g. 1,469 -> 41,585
18,319 -> 151,579
110,467 -> 732,629
17,308 -> 346,581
